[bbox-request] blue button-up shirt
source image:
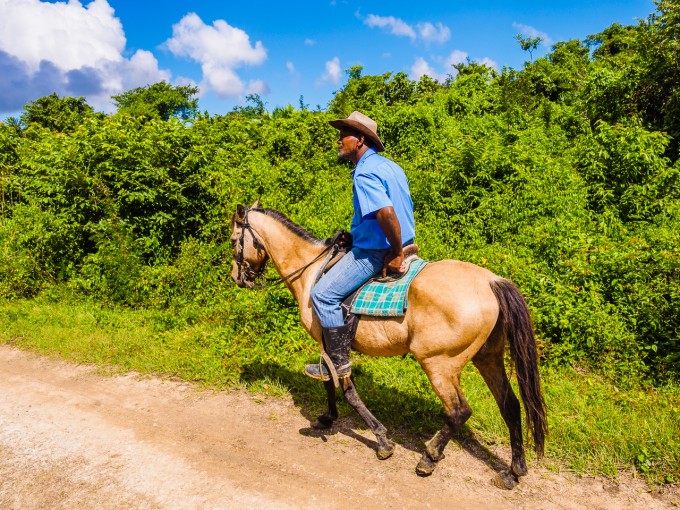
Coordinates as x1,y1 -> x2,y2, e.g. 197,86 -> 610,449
350,148 -> 416,250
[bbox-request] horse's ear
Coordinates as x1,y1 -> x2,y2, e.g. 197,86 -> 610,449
236,204 -> 246,221
250,199 -> 260,209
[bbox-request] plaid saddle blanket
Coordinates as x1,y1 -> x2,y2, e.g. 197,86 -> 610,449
350,258 -> 429,317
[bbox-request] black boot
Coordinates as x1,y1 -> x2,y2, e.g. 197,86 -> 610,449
304,324 -> 353,381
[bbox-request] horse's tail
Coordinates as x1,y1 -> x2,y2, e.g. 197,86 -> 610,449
490,278 -> 547,457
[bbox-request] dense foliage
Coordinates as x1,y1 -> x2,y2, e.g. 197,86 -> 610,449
111,81 -> 199,121
0,2 -> 678,387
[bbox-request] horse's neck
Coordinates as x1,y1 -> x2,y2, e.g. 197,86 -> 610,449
250,212 -> 325,303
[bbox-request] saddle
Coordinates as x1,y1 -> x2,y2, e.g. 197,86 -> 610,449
314,243 -> 425,322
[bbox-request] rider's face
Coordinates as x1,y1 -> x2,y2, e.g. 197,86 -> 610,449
337,129 -> 362,161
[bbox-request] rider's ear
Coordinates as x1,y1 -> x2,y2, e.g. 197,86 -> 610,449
236,204 -> 246,221
251,199 -> 260,209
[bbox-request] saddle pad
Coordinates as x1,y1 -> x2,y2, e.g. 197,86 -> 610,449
350,258 -> 428,317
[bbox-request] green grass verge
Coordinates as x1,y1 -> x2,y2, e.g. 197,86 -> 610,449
0,290 -> 678,485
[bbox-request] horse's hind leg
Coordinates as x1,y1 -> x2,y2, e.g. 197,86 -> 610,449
341,378 -> 395,460
416,360 -> 471,476
472,333 -> 527,484
312,379 -> 338,429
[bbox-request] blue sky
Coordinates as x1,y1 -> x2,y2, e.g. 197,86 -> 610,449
0,0 -> 656,117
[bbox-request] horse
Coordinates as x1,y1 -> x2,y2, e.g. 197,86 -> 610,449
230,202 -> 547,486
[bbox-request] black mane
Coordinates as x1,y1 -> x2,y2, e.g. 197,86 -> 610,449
257,208 -> 332,246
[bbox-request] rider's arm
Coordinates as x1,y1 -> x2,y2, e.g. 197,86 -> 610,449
375,206 -> 405,277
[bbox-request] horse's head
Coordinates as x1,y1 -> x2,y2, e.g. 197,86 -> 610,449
230,202 -> 269,289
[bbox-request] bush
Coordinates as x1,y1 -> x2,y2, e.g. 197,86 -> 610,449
2,5 -> 680,384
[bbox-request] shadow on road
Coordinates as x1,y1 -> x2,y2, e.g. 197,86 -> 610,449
239,360 -> 512,475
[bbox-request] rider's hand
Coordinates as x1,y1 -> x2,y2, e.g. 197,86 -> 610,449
336,230 -> 353,248
382,251 -> 405,278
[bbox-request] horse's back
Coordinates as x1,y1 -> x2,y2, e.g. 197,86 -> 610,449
410,259 -> 500,309
354,258 -> 502,360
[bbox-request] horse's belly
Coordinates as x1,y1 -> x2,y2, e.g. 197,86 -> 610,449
353,317 -> 410,357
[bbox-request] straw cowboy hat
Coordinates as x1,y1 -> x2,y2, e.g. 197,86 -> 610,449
329,111 -> 385,152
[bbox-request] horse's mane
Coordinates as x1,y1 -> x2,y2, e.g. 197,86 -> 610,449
256,208 -> 333,247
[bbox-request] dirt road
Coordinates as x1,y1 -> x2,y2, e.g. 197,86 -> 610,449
0,345 -> 677,509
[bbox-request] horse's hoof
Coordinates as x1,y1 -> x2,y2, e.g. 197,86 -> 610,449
312,415 -> 334,430
415,454 -> 438,476
376,438 -> 395,460
492,470 -> 519,490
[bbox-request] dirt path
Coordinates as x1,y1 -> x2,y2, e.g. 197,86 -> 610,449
0,345 -> 677,510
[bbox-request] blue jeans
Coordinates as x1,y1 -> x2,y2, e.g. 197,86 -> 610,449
311,246 -> 387,328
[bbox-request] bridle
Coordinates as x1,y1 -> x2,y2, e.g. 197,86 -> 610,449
233,206 -> 342,289
234,206 -> 268,287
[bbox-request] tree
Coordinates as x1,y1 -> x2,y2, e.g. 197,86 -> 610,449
415,75 -> 440,98
328,67 -> 417,114
516,34 -> 544,62
584,2 -> 680,156
231,94 -> 267,117
346,65 -> 363,81
20,94 -> 94,132
112,81 -> 199,121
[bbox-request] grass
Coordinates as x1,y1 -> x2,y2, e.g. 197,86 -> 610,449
1,289 -> 678,486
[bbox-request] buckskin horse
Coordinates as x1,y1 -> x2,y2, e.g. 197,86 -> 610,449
230,202 -> 547,486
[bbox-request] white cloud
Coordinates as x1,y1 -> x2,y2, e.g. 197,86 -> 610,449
512,22 -> 553,46
115,50 -> 171,92
411,50 -> 467,81
417,22 -> 451,44
286,61 -> 301,87
319,57 -> 341,85
477,57 -> 499,70
175,75 -> 199,88
246,79 -> 269,96
164,12 -> 267,99
444,50 -> 469,70
0,0 -> 124,73
411,57 -> 444,82
364,14 -> 451,45
0,0 -> 169,112
304,38 -> 316,46
204,68 -> 243,97
364,14 -> 416,41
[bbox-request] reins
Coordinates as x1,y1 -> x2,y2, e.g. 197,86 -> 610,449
234,206 -> 346,387
235,207 -> 342,290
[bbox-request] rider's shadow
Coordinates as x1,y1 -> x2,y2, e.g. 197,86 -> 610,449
239,360 -> 512,475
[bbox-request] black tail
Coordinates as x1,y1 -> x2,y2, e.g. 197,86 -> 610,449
490,279 -> 547,456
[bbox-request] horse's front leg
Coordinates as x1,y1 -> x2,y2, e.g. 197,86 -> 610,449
312,379 -> 338,429
341,378 -> 395,460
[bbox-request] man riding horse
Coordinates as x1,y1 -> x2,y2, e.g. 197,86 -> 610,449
305,111 -> 416,382
230,115 -> 546,480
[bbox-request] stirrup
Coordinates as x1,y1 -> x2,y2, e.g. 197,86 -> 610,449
304,357 -> 351,383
